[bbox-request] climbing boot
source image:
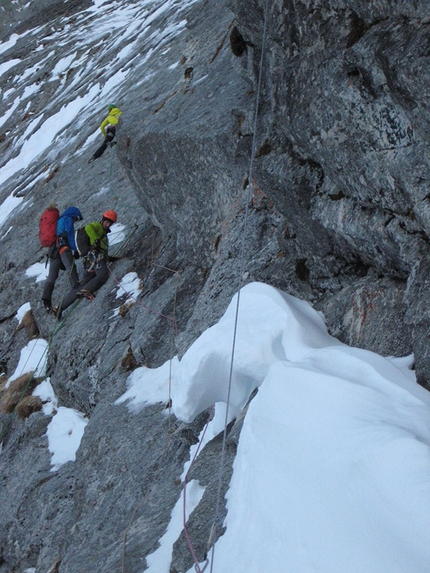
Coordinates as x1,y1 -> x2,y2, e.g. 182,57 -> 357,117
51,307 -> 62,320
77,289 -> 95,301
42,299 -> 52,313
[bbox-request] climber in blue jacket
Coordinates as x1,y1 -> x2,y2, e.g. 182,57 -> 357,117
42,206 -> 83,313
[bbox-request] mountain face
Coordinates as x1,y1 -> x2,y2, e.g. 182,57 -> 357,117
0,1 -> 429,572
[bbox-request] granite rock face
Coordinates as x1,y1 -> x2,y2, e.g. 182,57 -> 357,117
0,0 -> 430,572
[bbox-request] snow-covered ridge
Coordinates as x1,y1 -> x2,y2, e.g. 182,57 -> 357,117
117,282 -> 430,573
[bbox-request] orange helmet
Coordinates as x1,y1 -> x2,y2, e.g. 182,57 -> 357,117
102,209 -> 117,223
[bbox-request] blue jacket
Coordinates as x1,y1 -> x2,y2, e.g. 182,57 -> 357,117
56,206 -> 82,252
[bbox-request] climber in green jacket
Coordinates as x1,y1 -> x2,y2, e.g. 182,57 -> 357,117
88,105 -> 122,163
53,210 -> 118,318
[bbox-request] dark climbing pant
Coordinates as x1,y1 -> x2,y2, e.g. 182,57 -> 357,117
42,248 -> 79,305
92,126 -> 116,160
59,259 -> 109,312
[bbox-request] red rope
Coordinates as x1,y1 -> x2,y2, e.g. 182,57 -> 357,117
182,406 -> 215,572
107,265 -> 178,333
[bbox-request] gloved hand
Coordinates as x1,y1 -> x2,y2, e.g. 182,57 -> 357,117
74,251 -> 80,260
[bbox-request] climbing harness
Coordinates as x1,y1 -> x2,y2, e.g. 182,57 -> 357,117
83,250 -> 101,272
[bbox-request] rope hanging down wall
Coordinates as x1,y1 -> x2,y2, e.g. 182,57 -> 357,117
181,1 -> 272,572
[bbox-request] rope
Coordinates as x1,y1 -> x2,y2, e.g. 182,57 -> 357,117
176,1 -> 271,565
121,250 -> 181,569
108,222 -> 182,330
150,261 -> 183,274
121,422 -> 173,573
182,406 -> 215,573
168,274 -> 180,430
103,219 -> 147,242
107,264 -> 178,329
110,223 -> 139,258
208,1 -> 271,570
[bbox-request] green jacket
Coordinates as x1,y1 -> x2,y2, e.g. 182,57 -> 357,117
85,222 -> 109,254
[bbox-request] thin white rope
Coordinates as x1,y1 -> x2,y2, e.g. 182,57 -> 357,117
208,1 -> 271,571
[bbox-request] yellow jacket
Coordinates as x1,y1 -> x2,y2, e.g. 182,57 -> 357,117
99,107 -> 122,136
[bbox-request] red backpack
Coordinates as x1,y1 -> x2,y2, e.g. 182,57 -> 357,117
39,206 -> 60,247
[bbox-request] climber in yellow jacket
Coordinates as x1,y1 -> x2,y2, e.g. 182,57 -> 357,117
88,104 -> 122,163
